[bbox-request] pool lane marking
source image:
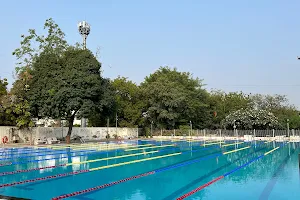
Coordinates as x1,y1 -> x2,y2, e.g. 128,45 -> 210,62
264,147 -> 279,156
0,146 -> 90,156
0,149 -> 98,161
201,142 -> 224,147
0,152 -> 181,189
66,150 -> 159,166
89,152 -> 181,171
45,143 -> 144,149
50,144 -> 266,200
0,150 -> 160,176
50,144 -> 131,150
176,146 -> 283,200
124,144 -> 175,151
223,146 -> 250,155
0,141 -> 253,171
0,141 -> 254,166
0,144 -> 154,161
221,142 -> 244,147
0,142 -> 205,167
0,142 -> 219,175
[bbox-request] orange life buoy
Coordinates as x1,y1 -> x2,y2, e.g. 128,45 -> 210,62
2,136 -> 8,144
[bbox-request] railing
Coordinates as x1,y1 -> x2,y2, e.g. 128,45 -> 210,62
149,129 -> 300,138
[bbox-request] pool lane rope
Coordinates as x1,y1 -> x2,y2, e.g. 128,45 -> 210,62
0,149 -> 97,161
0,143 -> 220,176
0,144 -> 168,165
0,152 -> 181,189
0,142 -> 195,167
0,141 -> 257,167
0,150 -> 159,176
176,145 -> 283,200
124,144 -> 175,151
50,143 -> 264,200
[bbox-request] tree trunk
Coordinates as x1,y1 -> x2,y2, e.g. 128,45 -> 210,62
66,115 -> 75,144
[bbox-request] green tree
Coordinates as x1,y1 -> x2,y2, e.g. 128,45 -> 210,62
0,78 -> 15,126
12,18 -> 68,74
29,48 -> 105,142
0,78 -> 8,96
88,78 -> 116,127
141,66 -> 210,129
10,18 -> 68,129
112,77 -> 145,128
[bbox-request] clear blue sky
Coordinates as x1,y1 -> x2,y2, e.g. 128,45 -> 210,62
1,0 -> 300,107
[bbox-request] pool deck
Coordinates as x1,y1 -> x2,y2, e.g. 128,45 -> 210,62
1,136 -> 299,149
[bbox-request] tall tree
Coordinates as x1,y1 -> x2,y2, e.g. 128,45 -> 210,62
11,18 -> 68,129
29,48 -> 105,142
88,78 -> 116,127
141,67 -> 210,129
0,78 -> 14,126
112,77 -> 145,128
30,48 -> 102,141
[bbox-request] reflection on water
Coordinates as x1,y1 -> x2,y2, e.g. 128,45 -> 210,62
0,141 -> 299,200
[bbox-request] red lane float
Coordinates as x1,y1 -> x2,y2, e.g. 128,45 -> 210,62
51,171 -> 155,200
176,176 -> 224,200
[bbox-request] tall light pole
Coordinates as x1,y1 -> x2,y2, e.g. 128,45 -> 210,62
78,21 -> 91,127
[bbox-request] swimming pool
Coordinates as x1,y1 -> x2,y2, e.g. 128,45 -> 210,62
0,139 -> 299,200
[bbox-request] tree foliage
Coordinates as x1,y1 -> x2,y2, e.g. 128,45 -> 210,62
29,48 -> 104,137
209,90 -> 251,128
222,108 -> 280,129
249,94 -> 299,128
87,78 -> 116,127
141,67 -> 210,129
112,77 -> 145,128
6,18 -> 300,133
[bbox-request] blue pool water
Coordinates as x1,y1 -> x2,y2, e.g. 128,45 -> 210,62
0,140 -> 299,200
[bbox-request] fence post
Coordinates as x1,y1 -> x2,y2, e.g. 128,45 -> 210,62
272,129 -> 275,138
173,129 -> 175,137
161,129 -> 162,137
253,129 -> 256,139
204,129 -> 206,139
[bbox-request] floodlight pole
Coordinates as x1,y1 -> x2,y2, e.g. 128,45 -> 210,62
78,21 -> 91,127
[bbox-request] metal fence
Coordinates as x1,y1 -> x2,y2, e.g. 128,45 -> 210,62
149,129 -> 300,138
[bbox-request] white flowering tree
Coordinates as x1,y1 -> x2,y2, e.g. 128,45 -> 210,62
222,108 -> 280,129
